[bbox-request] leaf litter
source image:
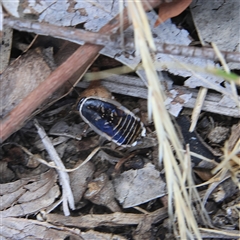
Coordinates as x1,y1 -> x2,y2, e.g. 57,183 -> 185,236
0,0 -> 239,239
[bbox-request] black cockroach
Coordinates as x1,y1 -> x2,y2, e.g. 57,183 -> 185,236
77,96 -> 146,147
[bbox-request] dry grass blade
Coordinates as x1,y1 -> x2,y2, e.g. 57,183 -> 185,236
211,42 -> 239,105
212,139 -> 240,188
127,1 -> 208,239
194,44 -> 240,190
187,44 -> 234,133
199,228 -> 240,238
18,145 -> 100,173
189,87 -> 208,132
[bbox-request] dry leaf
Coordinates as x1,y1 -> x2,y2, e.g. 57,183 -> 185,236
113,163 -> 166,208
0,169 -> 60,218
190,0 -> 240,69
155,0 -> 192,27
85,173 -> 121,212
0,48 -> 55,119
69,159 -> 95,205
1,217 -> 81,239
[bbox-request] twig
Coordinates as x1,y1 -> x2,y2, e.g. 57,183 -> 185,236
4,17 -> 113,47
34,119 -> 75,216
4,17 -> 240,64
46,207 -> 168,228
155,43 -> 240,64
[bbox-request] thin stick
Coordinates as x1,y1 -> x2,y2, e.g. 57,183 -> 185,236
46,207 -> 168,228
4,17 -> 113,47
34,119 -> 75,216
4,17 -> 240,63
157,43 -> 240,63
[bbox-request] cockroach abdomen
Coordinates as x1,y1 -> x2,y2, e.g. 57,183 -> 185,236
78,97 -> 145,147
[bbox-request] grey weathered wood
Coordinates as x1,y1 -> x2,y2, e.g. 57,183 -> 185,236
77,75 -> 240,118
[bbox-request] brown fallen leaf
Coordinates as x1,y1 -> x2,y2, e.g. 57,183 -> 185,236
193,167 -> 214,181
0,48 -> 55,119
69,159 -> 95,205
84,173 -> 121,212
0,169 -> 60,217
155,0 -> 192,27
113,163 -> 166,208
1,217 -> 81,239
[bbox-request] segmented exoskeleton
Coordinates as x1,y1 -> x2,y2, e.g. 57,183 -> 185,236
77,96 -> 146,147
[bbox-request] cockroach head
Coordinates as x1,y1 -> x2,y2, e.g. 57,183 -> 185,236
80,84 -> 112,99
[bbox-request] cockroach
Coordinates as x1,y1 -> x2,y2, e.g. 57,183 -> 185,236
77,96 -> 146,147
